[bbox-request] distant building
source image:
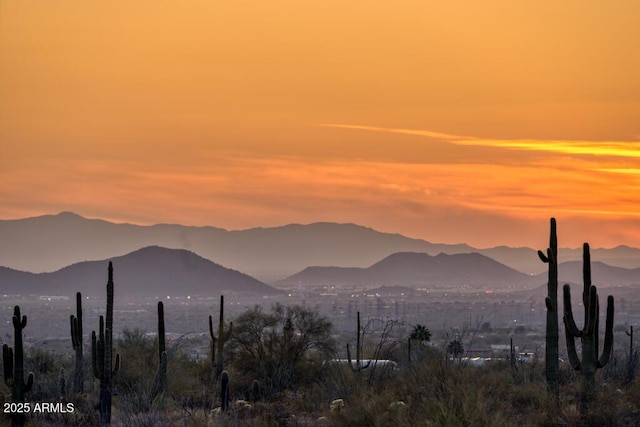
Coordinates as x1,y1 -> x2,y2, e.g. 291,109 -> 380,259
39,295 -> 70,301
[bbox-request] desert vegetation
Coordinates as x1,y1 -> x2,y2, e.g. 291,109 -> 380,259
1,218 -> 640,426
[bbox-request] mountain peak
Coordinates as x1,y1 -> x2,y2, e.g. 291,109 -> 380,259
56,211 -> 82,218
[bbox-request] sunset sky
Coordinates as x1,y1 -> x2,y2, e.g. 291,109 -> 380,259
1,1 -> 639,248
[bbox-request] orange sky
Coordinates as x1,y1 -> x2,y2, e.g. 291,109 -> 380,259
1,1 -> 639,248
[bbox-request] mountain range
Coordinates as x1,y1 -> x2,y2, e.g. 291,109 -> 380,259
2,244 -> 640,299
0,246 -> 278,298
278,252 -> 535,289
278,252 -> 640,290
2,212 -> 640,284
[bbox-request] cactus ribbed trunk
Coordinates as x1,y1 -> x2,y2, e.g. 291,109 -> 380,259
221,370 -> 230,411
563,243 -> 615,412
347,311 -> 371,373
210,295 -> 232,382
628,326 -> 634,363
92,262 -> 120,425
538,218 -> 559,397
153,301 -> 167,399
2,306 -> 35,427
70,291 -> 84,393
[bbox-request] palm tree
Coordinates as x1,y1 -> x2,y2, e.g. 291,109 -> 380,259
408,324 -> 431,362
410,324 -> 431,342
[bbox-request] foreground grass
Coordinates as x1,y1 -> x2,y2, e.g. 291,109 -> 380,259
6,346 -> 640,427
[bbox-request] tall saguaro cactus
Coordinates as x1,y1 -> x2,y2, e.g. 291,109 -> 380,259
625,325 -> 637,386
3,306 -> 34,401
70,291 -> 84,393
92,262 -> 120,424
538,217 -> 559,396
563,243 -> 614,409
153,301 -> 168,399
346,311 -> 371,373
209,295 -> 233,381
220,370 -> 230,411
3,306 -> 35,427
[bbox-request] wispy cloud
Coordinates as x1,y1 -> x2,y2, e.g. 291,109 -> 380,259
319,124 -> 472,142
320,124 -> 640,159
3,125 -> 640,247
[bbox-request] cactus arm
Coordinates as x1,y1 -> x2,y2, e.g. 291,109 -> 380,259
113,353 -> 120,376
537,250 -> 549,263
545,297 -> 553,312
92,316 -> 106,380
225,322 -> 233,341
70,291 -> 84,393
3,344 -> 13,384
597,296 -> 615,368
13,311 -> 26,330
209,315 -> 215,343
563,285 -> 582,338
564,322 -> 581,371
70,315 -> 78,349
24,372 -> 33,393
70,292 -> 83,351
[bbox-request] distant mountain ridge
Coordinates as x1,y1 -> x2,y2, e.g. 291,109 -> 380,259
0,246 -> 279,298
279,251 -> 640,290
2,212 -> 640,282
279,252 -> 536,289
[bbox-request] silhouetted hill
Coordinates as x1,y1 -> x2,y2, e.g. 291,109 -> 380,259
0,246 -> 279,298
278,252 -> 537,290
3,213 -> 640,282
0,212 -> 474,281
543,261 -> 640,287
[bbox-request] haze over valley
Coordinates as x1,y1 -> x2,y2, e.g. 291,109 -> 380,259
2,212 -> 640,347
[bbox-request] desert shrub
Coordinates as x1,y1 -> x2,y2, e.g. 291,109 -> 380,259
113,328 -> 158,413
228,304 -> 334,397
23,348 -> 67,401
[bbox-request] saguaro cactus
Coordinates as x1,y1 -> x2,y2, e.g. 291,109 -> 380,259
563,243 -> 614,409
3,306 -> 35,427
209,295 -> 233,381
627,325 -> 634,362
3,306 -> 34,401
538,217 -> 559,396
91,262 -> 120,424
625,325 -> 638,386
70,291 -> 84,393
346,311 -> 371,373
153,301 -> 168,399
220,370 -> 230,411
